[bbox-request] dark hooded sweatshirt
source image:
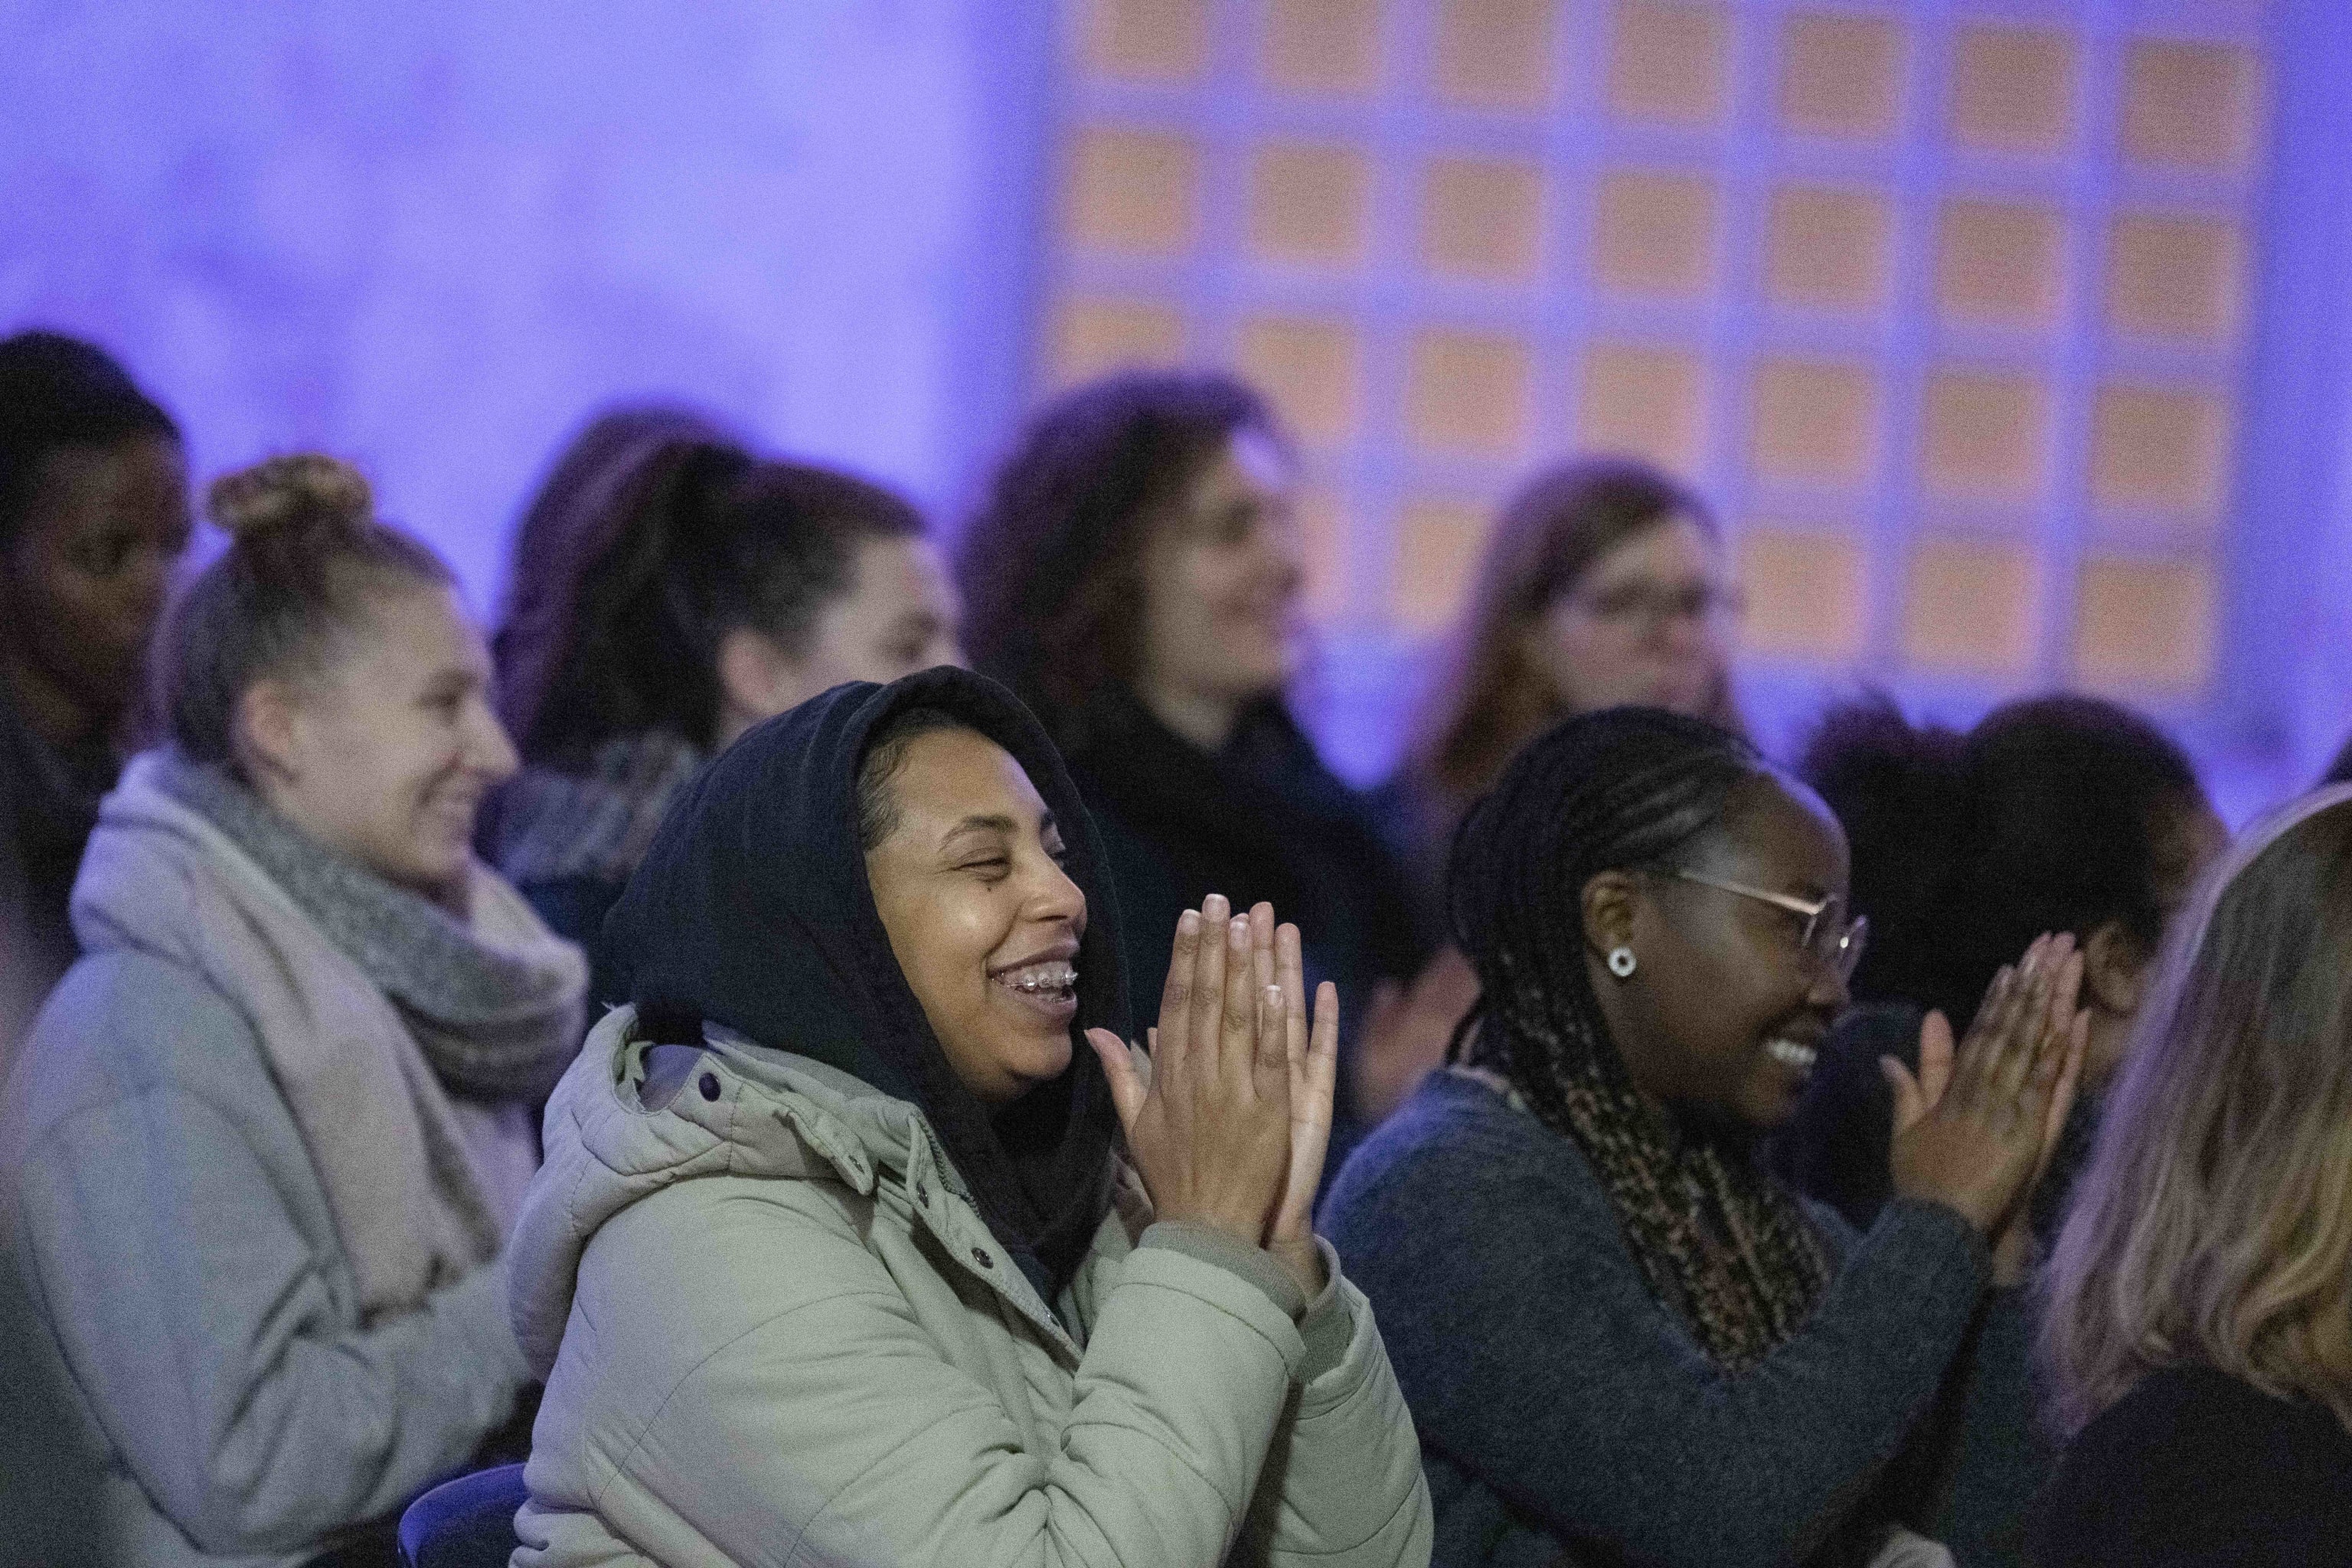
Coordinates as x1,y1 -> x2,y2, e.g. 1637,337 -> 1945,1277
601,666 -> 1126,1302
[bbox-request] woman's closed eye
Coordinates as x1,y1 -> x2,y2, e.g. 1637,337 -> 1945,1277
955,851 -> 1013,880
960,843 -> 1072,878
419,687 -> 466,722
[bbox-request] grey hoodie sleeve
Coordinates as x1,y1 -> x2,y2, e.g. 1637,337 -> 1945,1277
6,956 -> 528,1559
1326,1083 -> 1989,1568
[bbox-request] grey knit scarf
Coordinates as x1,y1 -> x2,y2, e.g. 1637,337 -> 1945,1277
156,753 -> 584,1100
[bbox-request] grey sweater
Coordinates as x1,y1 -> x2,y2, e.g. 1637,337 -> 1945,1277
1325,1069 -> 1994,1568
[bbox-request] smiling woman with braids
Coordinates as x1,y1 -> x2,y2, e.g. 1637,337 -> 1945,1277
1323,708 -> 2088,1568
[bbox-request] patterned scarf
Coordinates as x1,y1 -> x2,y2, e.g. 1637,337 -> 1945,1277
481,728 -> 705,890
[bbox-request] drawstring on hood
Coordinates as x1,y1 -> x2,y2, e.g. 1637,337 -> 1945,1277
603,667 -> 1129,1302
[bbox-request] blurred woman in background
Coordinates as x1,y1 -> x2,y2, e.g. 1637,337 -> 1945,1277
0,330 -> 191,1060
1358,457 -> 1741,1122
1326,707 -> 2085,1568
482,408 -> 961,1005
958,370 -> 1423,1155
1773,695 -> 2223,1231
1383,457 -> 1740,922
2037,786 -> 2352,1565
3,456 -> 581,1568
1766,694 -> 2221,1568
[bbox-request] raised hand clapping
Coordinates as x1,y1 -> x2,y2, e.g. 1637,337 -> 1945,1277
1087,896 -> 1340,1298
1883,932 -> 2089,1263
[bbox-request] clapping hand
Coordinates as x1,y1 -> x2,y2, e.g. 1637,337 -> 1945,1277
1086,897 -> 1339,1300
1247,902 -> 1339,1298
1884,933 -> 2089,1267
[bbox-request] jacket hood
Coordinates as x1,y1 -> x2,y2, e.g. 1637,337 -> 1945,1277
600,666 -> 1129,1302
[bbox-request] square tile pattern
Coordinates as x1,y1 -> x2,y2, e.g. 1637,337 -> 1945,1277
1250,143 -> 1375,265
1421,158 -> 1547,280
1778,13 -> 1906,142
1263,0 -> 1387,93
1050,0 -> 2265,697
1434,0 -> 1558,108
1949,26 -> 2076,153
1767,185 -> 1893,312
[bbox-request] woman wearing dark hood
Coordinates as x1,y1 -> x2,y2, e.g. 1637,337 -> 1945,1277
508,666 -> 1432,1568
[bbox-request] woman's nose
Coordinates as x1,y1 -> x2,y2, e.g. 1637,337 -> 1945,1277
122,548 -> 173,622
1033,858 -> 1087,924
469,703 -> 521,783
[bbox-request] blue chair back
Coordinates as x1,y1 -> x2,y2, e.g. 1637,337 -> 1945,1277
397,1462 -> 528,1568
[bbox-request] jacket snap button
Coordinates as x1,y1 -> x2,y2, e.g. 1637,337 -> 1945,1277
698,1073 -> 720,1102
971,1247 -> 992,1269
916,1182 -> 929,1205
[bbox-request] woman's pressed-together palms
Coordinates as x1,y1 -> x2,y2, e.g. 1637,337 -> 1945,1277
1089,896 -> 1342,1298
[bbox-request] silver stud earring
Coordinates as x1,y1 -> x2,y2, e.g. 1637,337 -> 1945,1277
1607,946 -> 1638,979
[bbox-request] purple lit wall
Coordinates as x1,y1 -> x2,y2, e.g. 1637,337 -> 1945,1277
8,0 -> 2352,821
1036,0 -> 2352,818
1,0 -> 1053,613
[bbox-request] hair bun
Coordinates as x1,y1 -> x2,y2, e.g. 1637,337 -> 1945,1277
207,453 -> 372,540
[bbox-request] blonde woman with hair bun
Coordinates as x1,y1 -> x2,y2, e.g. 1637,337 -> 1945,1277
2,453 -> 585,1568
2035,785 -> 2352,1565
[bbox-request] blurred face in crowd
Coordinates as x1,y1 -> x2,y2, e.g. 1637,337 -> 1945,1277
2078,797 -> 2230,1088
0,435 -> 191,741
240,581 -> 518,900
864,726 -> 1087,1105
1527,514 -> 1736,719
1132,429 -> 1305,746
715,534 -> 964,748
1587,773 -> 1855,1130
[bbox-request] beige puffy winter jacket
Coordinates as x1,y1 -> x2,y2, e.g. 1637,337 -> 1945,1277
507,1007 -> 1433,1568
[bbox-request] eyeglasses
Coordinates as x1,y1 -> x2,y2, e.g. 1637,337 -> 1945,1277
1672,870 -> 1868,983
1563,581 -> 1747,633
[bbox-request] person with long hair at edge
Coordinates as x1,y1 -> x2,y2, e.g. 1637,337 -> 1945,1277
0,330 -> 191,1063
2036,785 -> 2352,1565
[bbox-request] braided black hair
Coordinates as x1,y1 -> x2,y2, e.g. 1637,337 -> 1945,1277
1448,706 -> 1834,1369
